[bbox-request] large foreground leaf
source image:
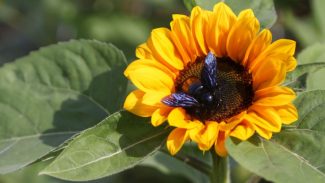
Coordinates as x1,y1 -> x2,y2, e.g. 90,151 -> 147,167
226,90 -> 325,183
0,40 -> 128,174
192,0 -> 277,28
40,111 -> 169,181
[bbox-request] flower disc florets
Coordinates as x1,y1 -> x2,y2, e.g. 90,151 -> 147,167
164,53 -> 254,122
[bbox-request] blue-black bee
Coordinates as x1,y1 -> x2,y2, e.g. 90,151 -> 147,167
162,52 -> 219,118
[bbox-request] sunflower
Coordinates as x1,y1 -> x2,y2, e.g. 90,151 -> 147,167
123,2 -> 298,156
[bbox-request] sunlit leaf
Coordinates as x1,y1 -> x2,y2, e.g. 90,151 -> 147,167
226,90 -> 325,183
0,40 -> 128,174
40,111 -> 169,181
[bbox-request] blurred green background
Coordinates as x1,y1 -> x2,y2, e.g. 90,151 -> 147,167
0,0 -> 321,182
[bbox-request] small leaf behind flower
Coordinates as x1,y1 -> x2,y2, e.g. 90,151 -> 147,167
40,111 -> 169,181
297,43 -> 325,90
183,0 -> 197,11
226,90 -> 325,183
284,62 -> 325,91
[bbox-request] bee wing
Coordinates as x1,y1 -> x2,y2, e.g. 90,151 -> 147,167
161,92 -> 199,107
201,52 -> 217,90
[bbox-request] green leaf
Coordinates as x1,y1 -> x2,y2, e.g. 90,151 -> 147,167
183,0 -> 197,11
298,43 -> 325,64
226,90 -> 325,183
40,111 -> 169,181
142,151 -> 209,183
0,40 -> 128,174
297,43 -> 325,90
161,143 -> 212,175
194,0 -> 277,28
284,63 -> 325,90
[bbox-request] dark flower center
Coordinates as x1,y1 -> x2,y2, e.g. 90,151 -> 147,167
173,55 -> 254,121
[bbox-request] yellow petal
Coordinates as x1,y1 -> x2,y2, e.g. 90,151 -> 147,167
227,9 -> 260,62
167,108 -> 202,129
124,59 -> 176,79
251,123 -> 272,139
243,29 -> 272,66
254,86 -> 296,106
123,90 -> 157,117
265,39 -> 296,56
252,39 -> 297,72
274,103 -> 298,125
230,121 -> 255,140
168,107 -> 188,127
125,61 -> 174,93
214,131 -> 228,157
170,15 -> 196,63
167,128 -> 188,155
269,39 -> 297,71
251,58 -> 286,90
192,122 -> 219,151
135,43 -> 154,59
147,28 -> 184,70
208,2 -> 236,57
151,107 -> 172,126
219,111 -> 246,131
142,91 -> 170,106
247,106 -> 282,132
190,6 -> 210,56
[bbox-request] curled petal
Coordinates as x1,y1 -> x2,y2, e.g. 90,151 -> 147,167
151,107 -> 172,127
214,131 -> 228,157
251,123 -> 272,139
230,120 -> 255,140
167,128 -> 189,155
246,106 -> 282,132
135,43 -> 154,59
194,122 -> 219,151
273,104 -> 298,125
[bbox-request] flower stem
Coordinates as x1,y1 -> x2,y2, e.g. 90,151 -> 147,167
161,149 -> 212,175
209,151 -> 229,183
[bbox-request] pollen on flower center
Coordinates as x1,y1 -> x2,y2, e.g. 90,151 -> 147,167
174,56 -> 254,122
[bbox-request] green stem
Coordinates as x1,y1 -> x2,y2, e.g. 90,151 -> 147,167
161,149 -> 212,175
209,151 -> 229,183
